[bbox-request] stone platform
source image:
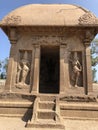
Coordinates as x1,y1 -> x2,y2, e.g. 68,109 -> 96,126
0,84 -> 98,129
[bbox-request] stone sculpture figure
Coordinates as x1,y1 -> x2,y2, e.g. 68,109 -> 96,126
18,51 -> 31,87
69,53 -> 82,87
72,58 -> 82,87
16,59 -> 30,88
20,59 -> 30,85
16,63 -> 22,84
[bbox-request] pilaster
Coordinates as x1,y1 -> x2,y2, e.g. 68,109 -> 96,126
31,44 -> 40,94
60,44 -> 66,94
5,27 -> 17,92
83,29 -> 95,94
84,42 -> 93,93
64,45 -> 70,89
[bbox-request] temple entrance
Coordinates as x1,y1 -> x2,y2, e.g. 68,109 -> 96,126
39,46 -> 60,93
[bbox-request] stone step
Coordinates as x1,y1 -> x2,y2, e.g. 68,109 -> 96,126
0,101 -> 32,117
36,119 -> 55,123
60,102 -> 98,119
39,96 -> 56,101
39,101 -> 55,110
37,110 -> 55,119
0,114 -> 23,117
26,121 -> 65,129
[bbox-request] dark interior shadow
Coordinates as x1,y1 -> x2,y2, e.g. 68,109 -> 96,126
22,104 -> 33,122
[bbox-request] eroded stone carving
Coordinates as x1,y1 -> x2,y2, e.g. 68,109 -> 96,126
21,60 -> 30,84
78,12 -> 98,25
16,63 -> 22,84
69,52 -> 82,87
3,15 -> 21,25
84,29 -> 95,43
60,96 -> 96,102
32,36 -> 66,45
16,51 -> 31,89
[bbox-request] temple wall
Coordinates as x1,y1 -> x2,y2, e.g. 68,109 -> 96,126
4,27 -> 94,94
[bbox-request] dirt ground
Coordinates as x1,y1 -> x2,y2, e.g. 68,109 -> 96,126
0,117 -> 98,130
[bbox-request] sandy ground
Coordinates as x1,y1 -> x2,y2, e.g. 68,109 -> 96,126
0,117 -> 98,130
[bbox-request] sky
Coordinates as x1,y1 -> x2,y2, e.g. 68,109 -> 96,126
0,0 -> 98,80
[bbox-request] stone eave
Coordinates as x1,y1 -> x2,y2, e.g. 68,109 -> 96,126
1,24 -> 98,33
1,24 -> 98,37
1,23 -> 98,27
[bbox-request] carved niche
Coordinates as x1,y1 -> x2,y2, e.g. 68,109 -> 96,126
68,51 -> 83,87
16,50 -> 32,89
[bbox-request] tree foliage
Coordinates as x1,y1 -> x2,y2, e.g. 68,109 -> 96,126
0,60 -> 3,72
2,57 -> 8,73
0,58 -> 8,79
91,39 -> 98,82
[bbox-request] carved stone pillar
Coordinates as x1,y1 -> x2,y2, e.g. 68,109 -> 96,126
64,45 -> 70,89
60,44 -> 66,94
31,45 -> 40,94
83,29 -> 94,94
5,28 -> 17,92
84,42 -> 93,93
29,47 -> 35,92
82,50 -> 87,94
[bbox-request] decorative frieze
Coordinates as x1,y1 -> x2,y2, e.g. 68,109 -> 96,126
78,12 -> 98,25
32,36 -> 67,45
83,29 -> 95,44
9,27 -> 17,43
3,15 -> 21,25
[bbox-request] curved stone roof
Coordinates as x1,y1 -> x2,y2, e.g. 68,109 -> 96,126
0,4 -> 98,26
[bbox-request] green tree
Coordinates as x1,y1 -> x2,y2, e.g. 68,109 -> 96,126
0,58 -> 8,79
91,39 -> 98,82
0,60 -> 3,79
0,60 -> 2,72
2,57 -> 8,73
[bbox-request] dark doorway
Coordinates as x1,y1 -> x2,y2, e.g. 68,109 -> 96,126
39,46 -> 60,93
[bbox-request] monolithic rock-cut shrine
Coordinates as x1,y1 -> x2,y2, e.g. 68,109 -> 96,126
0,4 -> 98,129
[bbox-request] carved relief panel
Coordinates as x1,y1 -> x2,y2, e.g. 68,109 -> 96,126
15,50 -> 32,89
68,51 -> 83,87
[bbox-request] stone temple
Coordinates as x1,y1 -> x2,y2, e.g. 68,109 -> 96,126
0,4 -> 98,129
